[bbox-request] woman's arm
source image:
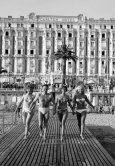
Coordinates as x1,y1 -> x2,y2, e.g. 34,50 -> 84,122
15,96 -> 24,115
50,93 -> 56,115
72,95 -> 76,114
85,95 -> 95,110
29,93 -> 39,110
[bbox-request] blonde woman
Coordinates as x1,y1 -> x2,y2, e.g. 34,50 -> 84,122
73,82 -> 95,140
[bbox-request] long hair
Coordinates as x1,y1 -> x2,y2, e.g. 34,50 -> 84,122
76,82 -> 85,95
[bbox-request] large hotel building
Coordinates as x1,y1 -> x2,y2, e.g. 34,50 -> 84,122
0,12 -> 115,86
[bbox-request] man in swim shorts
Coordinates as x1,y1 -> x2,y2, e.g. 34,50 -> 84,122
30,84 -> 55,140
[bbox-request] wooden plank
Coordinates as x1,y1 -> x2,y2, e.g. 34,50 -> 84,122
1,123 -> 37,166
0,114 -> 115,166
85,128 -> 115,166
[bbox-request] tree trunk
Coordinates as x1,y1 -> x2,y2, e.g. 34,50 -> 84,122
62,59 -> 66,85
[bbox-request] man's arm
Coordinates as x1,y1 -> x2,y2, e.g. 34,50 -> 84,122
72,95 -> 76,114
29,93 -> 39,110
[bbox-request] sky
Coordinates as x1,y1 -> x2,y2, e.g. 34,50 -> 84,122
0,0 -> 115,19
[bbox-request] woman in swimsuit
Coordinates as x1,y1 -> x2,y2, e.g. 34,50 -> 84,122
73,82 -> 95,140
15,84 -> 36,139
55,85 -> 73,141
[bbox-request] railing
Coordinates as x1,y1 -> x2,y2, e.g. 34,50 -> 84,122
0,104 -> 17,135
0,90 -> 25,136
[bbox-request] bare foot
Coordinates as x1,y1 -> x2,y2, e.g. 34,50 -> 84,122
28,131 -> 30,136
24,135 -> 27,140
61,135 -> 64,141
80,134 -> 84,140
40,131 -> 43,137
43,135 -> 46,140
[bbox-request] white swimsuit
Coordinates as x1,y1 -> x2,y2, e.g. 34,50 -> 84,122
39,107 -> 49,114
22,94 -> 35,113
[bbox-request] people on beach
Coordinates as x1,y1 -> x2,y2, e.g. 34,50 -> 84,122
55,85 -> 73,141
29,84 -> 55,140
15,84 -> 36,139
72,82 -> 95,140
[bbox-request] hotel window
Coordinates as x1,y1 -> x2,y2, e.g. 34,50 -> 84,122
91,41 -> 95,47
113,42 -> 115,48
5,41 -> 9,46
91,51 -> 95,56
46,50 -> 50,55
102,33 -> 106,39
79,61 -> 83,68
69,33 -> 72,38
80,33 -> 84,39
46,32 -> 50,38
57,63 -> 61,70
79,70 -> 83,74
17,24 -> 20,28
58,32 -> 61,38
89,25 -> 92,29
18,32 -> 21,37
31,24 -> 34,28
102,51 -> 105,57
31,32 -> 34,37
102,41 -> 106,47
18,41 -> 21,46
67,25 -> 70,28
21,24 -> 24,27
113,61 -> 115,68
104,25 -> 106,29
30,41 -> 34,46
113,51 -> 115,57
113,71 -> 115,75
30,50 -> 34,55
5,49 -> 9,54
111,25 -> 114,29
79,25 -> 82,30
68,62 -> 72,68
49,24 -> 52,28
60,25 -> 63,28
91,34 -> 94,39
17,69 -> 21,74
113,34 -> 115,39
18,50 -> 21,54
5,31 -> 9,37
80,42 -> 84,47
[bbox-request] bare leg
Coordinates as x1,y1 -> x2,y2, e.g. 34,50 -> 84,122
38,111 -> 43,137
22,112 -> 27,125
76,112 -> 81,133
43,112 -> 49,140
24,112 -> 34,139
80,111 -> 87,140
61,111 -> 68,141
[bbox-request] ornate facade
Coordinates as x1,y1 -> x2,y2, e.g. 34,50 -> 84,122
0,13 -> 115,85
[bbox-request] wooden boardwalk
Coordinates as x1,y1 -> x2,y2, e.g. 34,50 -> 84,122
0,113 -> 115,166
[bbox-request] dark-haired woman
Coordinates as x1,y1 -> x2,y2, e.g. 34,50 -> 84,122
55,85 -> 73,141
73,84 -> 95,140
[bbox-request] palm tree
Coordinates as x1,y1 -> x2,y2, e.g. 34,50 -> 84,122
53,44 -> 77,85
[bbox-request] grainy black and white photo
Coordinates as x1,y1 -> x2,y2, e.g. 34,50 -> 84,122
0,0 -> 115,165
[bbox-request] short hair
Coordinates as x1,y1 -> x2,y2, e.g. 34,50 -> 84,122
26,84 -> 34,90
77,81 -> 84,87
62,85 -> 67,91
